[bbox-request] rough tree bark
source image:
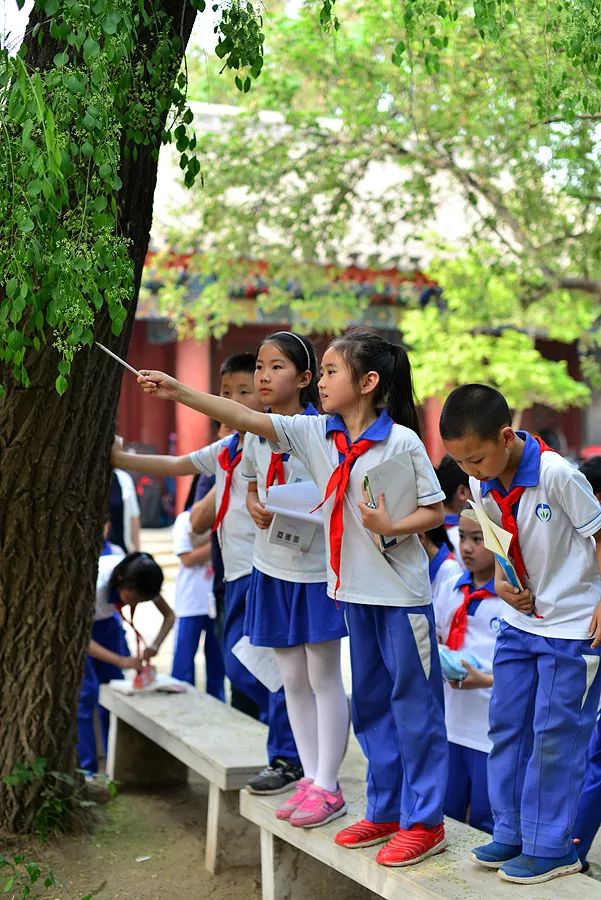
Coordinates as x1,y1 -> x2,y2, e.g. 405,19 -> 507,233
0,0 -> 198,833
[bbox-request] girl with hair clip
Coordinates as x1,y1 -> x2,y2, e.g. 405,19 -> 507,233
241,331 -> 348,826
135,326 -> 448,867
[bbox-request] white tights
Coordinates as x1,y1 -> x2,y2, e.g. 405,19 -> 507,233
274,640 -> 349,793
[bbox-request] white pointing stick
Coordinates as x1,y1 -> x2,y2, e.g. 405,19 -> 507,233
95,341 -> 141,377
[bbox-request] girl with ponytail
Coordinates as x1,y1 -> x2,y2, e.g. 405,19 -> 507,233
136,326 -> 448,867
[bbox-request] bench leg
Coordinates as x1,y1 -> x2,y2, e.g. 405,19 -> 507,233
106,713 -> 188,786
259,829 -> 378,900
205,783 -> 260,875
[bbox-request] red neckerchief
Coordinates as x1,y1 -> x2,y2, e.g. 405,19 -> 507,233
266,452 -> 286,489
313,430 -> 374,598
114,603 -> 146,657
212,440 -> 242,535
488,436 -> 554,590
446,583 -> 496,650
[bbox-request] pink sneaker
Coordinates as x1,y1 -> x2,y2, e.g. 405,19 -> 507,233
289,784 -> 347,828
275,777 -> 314,820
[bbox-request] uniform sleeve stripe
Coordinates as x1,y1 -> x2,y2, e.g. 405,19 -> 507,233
576,511 -> 601,535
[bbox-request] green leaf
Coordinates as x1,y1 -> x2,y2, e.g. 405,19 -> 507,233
83,36 -> 101,64
55,374 -> 68,395
53,52 -> 68,66
18,218 -> 34,233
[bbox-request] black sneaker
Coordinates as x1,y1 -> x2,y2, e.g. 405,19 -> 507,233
246,758 -> 304,795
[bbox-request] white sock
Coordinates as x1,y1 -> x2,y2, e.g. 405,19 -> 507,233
275,646 -> 318,780
306,640 -> 349,793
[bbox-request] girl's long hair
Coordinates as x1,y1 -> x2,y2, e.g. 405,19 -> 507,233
259,331 -> 319,407
329,327 -> 420,436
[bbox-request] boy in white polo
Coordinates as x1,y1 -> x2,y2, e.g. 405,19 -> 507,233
440,383 -> 601,885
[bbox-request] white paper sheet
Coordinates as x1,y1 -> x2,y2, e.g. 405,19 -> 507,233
266,481 -> 324,525
232,636 -> 283,692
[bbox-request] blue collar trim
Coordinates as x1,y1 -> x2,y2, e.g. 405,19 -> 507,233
444,513 -> 460,527
226,432 -> 241,462
429,544 -> 452,584
481,431 -> 540,497
454,570 -> 496,595
325,409 -> 394,443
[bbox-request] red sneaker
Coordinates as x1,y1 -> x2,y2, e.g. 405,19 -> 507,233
335,818 -> 399,849
376,823 -> 447,867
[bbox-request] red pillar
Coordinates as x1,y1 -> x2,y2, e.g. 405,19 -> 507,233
174,338 -> 213,513
423,397 -> 446,465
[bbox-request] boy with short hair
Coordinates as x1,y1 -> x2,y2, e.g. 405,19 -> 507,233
440,383 -> 601,884
112,353 -> 302,793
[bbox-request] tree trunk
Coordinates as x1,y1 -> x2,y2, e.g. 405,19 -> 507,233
0,1 -> 197,833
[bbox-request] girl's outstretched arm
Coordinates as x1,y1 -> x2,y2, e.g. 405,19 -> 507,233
138,370 -> 277,442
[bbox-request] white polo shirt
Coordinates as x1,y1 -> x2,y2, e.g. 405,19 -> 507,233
436,572 -> 505,753
470,432 -> 601,639
173,510 -> 213,617
428,544 -> 463,623
242,409 -> 328,583
95,550 -> 125,622
269,410 -> 445,606
188,434 -> 255,582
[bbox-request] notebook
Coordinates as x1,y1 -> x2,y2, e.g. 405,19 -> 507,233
362,451 -> 418,552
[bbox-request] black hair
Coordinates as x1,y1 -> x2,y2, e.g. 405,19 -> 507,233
440,384 -> 511,442
329,327 -> 420,435
259,331 -> 319,407
436,454 -> 470,502
184,474 -> 200,511
580,457 -> 601,496
220,352 -> 256,378
425,523 -> 453,551
109,552 -> 164,600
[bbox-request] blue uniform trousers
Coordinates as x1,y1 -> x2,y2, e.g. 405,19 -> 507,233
488,623 -> 601,857
224,575 -> 299,765
444,742 -> 493,833
572,714 -> 601,862
346,602 -> 447,827
171,614 -> 226,700
77,617 -> 125,773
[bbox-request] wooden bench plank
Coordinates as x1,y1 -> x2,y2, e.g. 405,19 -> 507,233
99,686 -> 267,790
241,776 -> 600,899
100,685 -> 266,873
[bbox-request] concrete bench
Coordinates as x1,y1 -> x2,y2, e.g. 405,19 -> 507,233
240,776 -> 599,899
99,685 -> 265,874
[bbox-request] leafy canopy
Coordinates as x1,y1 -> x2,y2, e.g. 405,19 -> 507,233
170,0 -> 601,410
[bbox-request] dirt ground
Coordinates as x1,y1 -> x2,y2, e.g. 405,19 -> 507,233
1,778 -> 261,900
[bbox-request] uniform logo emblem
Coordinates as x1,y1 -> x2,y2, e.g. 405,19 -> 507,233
490,617 -> 501,633
535,503 -> 552,522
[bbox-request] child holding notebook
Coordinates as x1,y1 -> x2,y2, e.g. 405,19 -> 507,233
440,383 -> 601,884
135,326 -> 449,868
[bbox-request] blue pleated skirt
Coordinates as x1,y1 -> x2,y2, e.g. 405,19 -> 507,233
244,567 -> 347,647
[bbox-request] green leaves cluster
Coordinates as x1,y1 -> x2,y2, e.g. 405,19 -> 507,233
214,1 -> 264,93
0,852 -> 56,900
3,757 -> 115,841
0,0 -> 204,395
